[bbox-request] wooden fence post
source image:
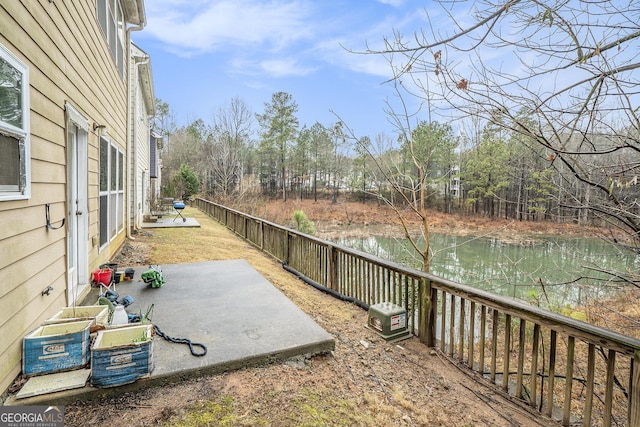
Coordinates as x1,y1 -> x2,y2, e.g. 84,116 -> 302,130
327,245 -> 337,291
284,230 -> 290,262
260,220 -> 264,250
630,350 -> 640,426
419,278 -> 435,347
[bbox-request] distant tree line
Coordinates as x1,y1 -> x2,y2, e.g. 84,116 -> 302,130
152,91 -> 639,233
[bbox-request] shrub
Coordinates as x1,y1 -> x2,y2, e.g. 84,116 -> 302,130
293,210 -> 316,235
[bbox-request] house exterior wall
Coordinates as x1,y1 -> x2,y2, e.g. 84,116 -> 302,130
130,46 -> 152,228
135,85 -> 151,227
0,0 -> 140,394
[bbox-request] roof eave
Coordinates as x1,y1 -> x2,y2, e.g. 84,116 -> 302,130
139,61 -> 156,116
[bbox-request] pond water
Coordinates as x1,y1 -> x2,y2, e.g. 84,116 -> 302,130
335,233 -> 640,308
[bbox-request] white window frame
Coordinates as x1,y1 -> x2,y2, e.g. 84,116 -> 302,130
99,137 -> 125,250
0,43 -> 30,201
96,0 -> 125,78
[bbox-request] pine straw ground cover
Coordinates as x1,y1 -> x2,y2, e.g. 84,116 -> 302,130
65,207 -> 558,427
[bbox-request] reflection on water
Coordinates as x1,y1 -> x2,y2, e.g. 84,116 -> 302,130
335,233 -> 639,307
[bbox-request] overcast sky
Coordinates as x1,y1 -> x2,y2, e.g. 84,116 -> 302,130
131,0 -> 449,139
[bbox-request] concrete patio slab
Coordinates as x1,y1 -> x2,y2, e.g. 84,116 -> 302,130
5,259 -> 334,405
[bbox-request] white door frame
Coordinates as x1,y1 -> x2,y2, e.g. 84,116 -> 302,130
65,103 -> 89,305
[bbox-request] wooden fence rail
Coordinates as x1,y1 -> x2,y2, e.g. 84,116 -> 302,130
196,198 -> 640,426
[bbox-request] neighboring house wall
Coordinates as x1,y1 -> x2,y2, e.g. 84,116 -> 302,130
130,43 -> 154,229
0,0 -> 145,394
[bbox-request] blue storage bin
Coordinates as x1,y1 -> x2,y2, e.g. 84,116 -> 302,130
91,324 -> 154,388
23,320 -> 93,376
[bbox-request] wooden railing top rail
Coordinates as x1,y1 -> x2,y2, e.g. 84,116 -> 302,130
197,198 -> 640,356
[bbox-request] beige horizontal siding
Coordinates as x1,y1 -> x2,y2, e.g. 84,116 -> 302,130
0,241 -> 65,300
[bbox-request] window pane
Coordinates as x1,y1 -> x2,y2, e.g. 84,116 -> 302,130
110,146 -> 117,190
117,192 -> 124,230
97,0 -> 107,37
99,194 -> 108,246
109,192 -> 116,237
118,150 -> 124,190
109,8 -> 116,60
117,42 -> 124,77
0,56 -> 22,128
99,138 -> 108,191
0,133 -> 19,189
116,2 -> 124,76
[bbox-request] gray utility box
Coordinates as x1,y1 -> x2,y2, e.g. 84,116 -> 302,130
367,302 -> 411,342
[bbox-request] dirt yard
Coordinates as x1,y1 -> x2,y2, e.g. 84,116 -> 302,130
63,204 -> 561,427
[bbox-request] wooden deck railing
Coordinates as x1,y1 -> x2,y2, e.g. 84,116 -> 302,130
196,198 -> 640,426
